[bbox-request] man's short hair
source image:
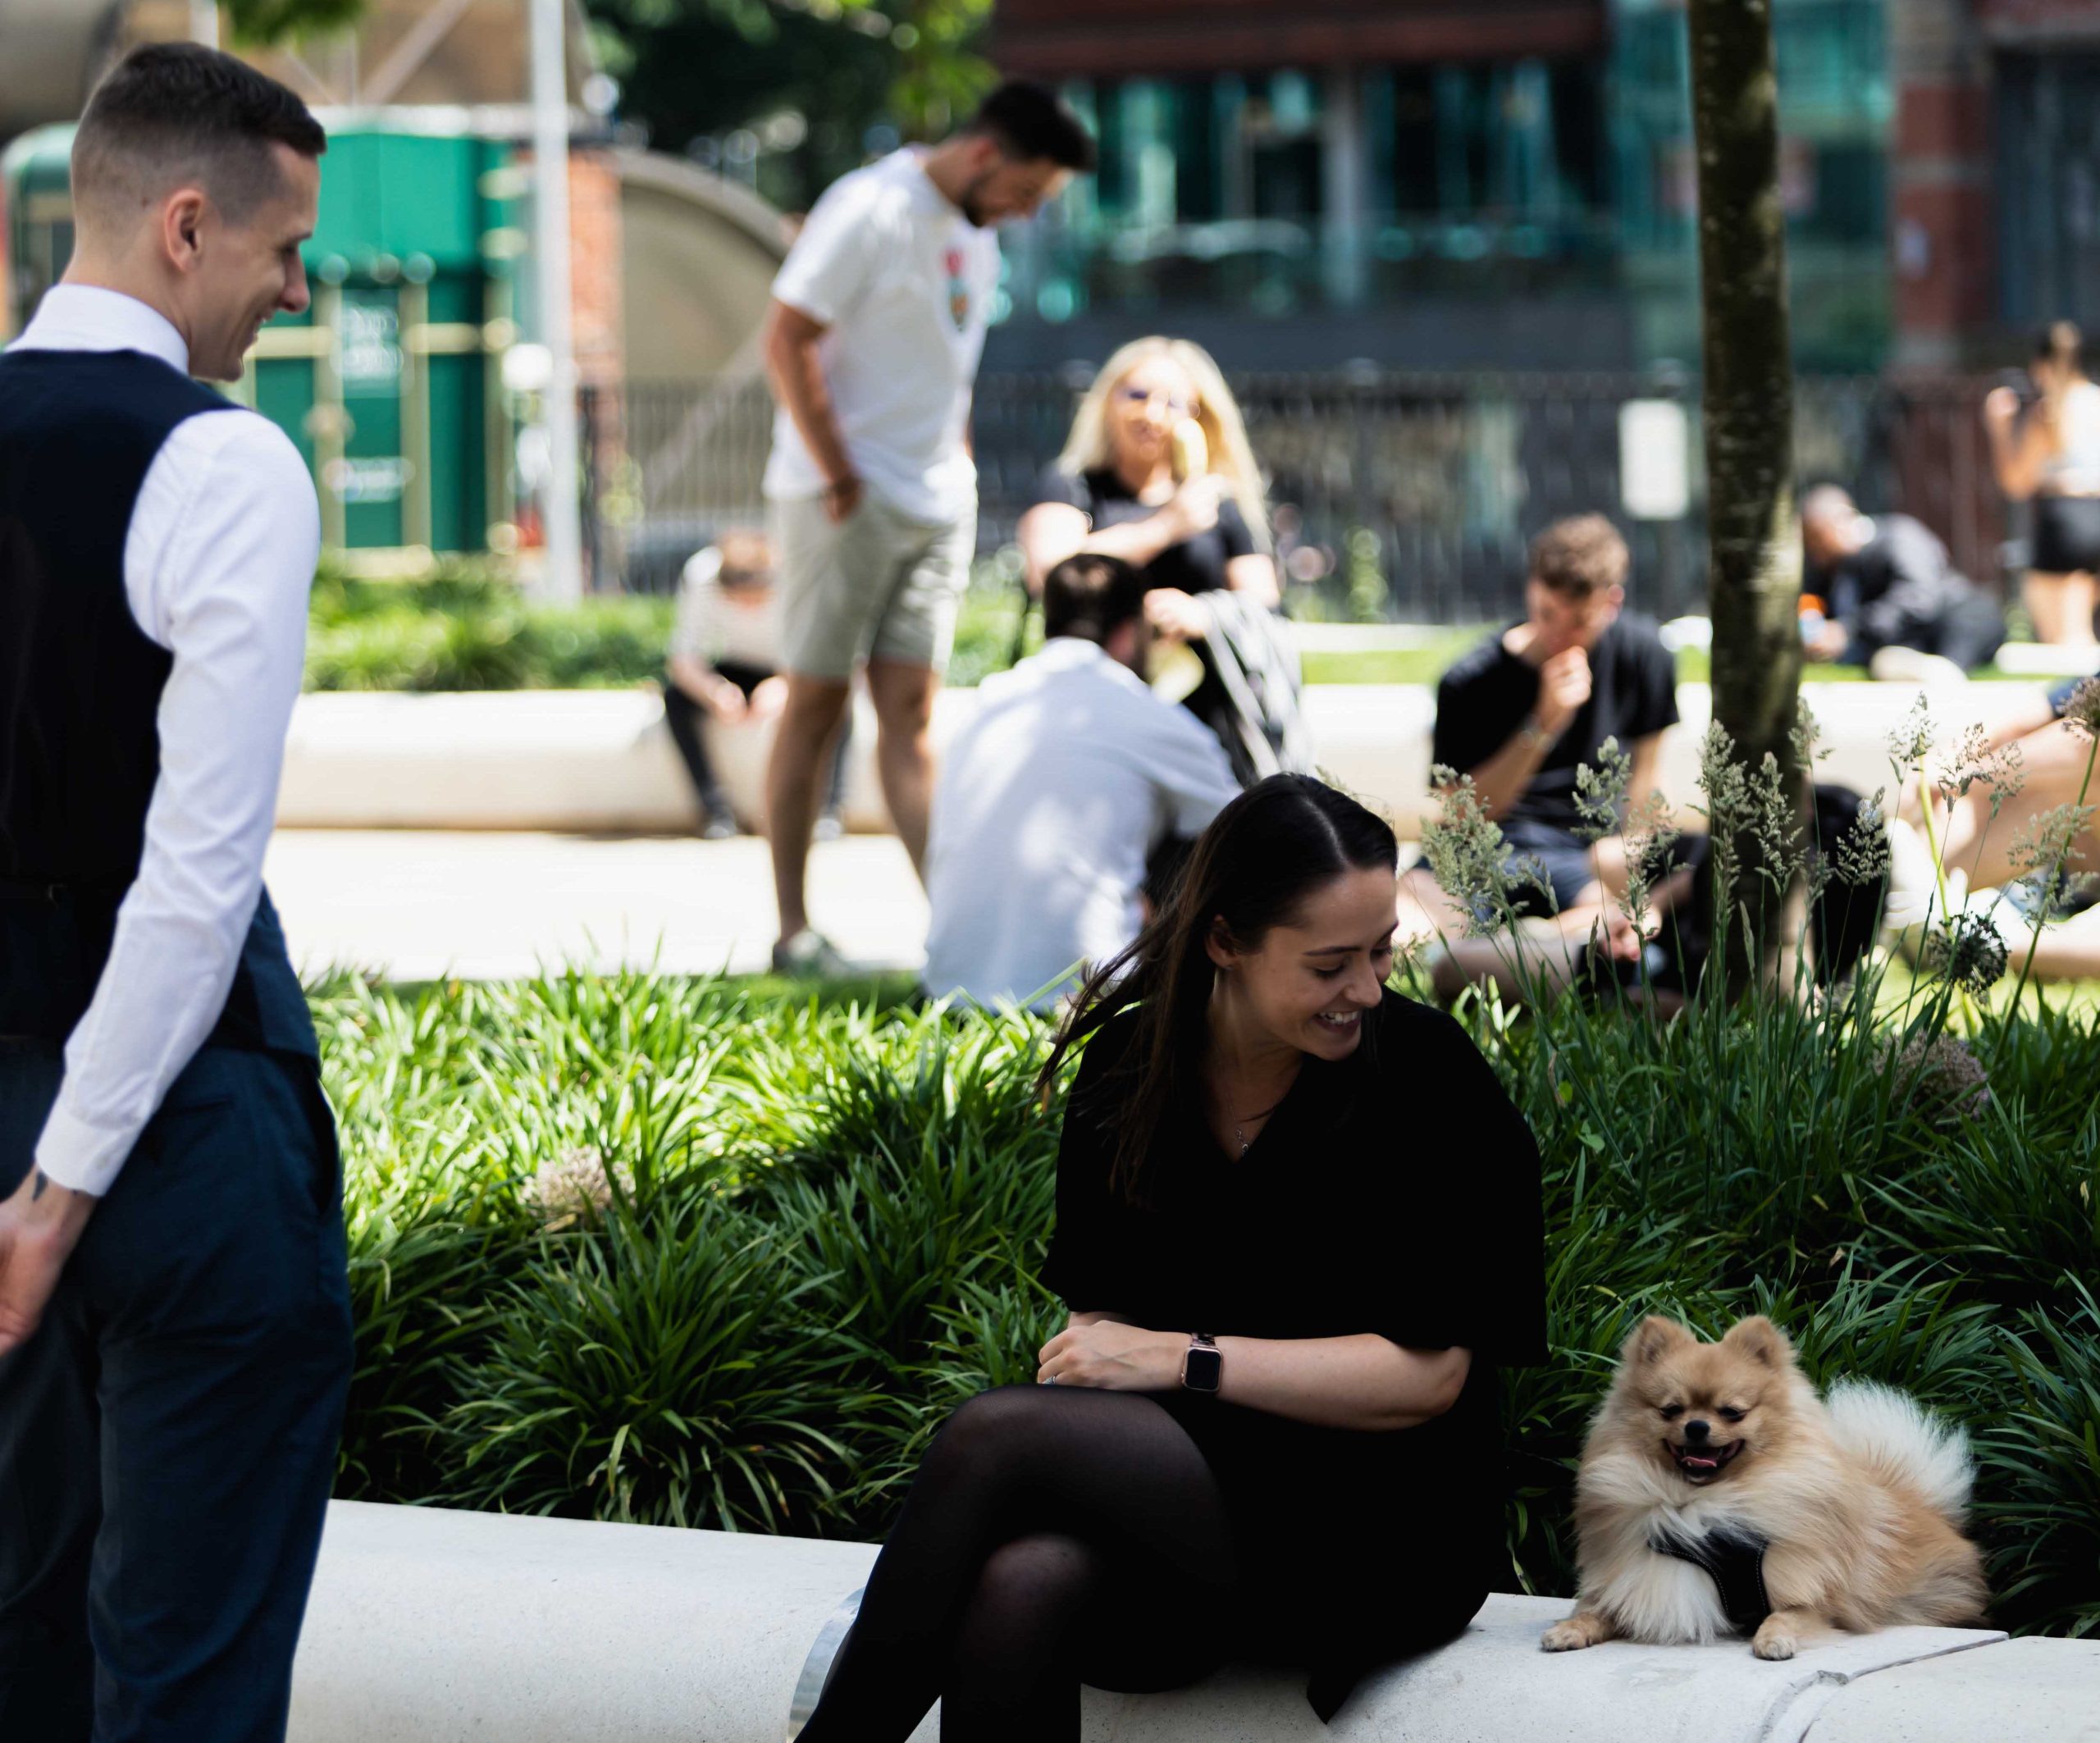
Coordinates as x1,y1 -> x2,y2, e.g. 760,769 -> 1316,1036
965,82 -> 1097,173
714,529 -> 774,589
1799,483 -> 1857,527
73,43 -> 326,230
1043,554 -> 1146,644
1529,514 -> 1629,598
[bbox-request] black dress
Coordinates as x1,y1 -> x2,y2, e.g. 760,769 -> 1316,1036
1042,988 -> 1548,1719
1032,463 -> 1257,596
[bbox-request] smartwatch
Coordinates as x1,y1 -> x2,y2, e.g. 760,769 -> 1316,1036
1180,1332 -> 1222,1394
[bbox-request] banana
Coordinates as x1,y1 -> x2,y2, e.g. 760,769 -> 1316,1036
1170,417 -> 1208,483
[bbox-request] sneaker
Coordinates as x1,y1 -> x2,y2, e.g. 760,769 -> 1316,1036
701,812 -> 742,842
1869,646 -> 1970,689
812,810 -> 846,843
771,929 -> 850,978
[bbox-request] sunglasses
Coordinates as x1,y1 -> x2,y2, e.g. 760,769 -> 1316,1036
1117,385 -> 1196,417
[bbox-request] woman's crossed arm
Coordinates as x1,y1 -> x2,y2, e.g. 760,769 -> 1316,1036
1039,1315 -> 1469,1432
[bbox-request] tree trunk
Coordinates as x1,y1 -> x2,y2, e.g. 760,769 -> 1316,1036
1687,0 -> 1808,988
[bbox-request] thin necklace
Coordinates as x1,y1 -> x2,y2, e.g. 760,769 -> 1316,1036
1225,1095 -> 1282,1158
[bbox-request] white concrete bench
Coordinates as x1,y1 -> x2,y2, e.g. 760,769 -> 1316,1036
288,1500 -> 2097,1743
276,682 -> 2058,839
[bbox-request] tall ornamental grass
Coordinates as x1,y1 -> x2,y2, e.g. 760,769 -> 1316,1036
317,956 -> 2100,1636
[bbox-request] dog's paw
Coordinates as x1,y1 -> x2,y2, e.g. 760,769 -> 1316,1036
1751,1623 -> 1798,1661
1541,1619 -> 1596,1653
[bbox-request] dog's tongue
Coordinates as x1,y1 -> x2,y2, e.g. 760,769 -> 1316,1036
1684,1453 -> 1719,1471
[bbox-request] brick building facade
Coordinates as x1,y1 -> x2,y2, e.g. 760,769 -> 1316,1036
1892,0 -> 2100,366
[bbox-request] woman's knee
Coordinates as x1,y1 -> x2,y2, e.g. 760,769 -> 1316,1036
924,1385 -> 1059,1479
961,1533 -> 1098,1654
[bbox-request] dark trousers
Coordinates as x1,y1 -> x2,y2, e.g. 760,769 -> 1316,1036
663,661 -> 851,823
1862,586 -> 2007,672
0,1043 -> 353,1742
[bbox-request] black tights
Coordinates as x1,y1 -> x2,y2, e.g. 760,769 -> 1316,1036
796,1385 -> 1241,1743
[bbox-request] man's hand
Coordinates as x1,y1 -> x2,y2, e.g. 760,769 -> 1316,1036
1984,386 -> 2020,431
1037,1321 -> 1183,1390
0,1170 -> 95,1357
1804,620 -> 1850,664
1144,586 -> 1211,642
823,475 -> 864,525
705,675 -> 749,723
1534,646 -> 1593,737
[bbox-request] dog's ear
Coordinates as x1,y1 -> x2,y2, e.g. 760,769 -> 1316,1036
1720,1315 -> 1792,1368
1623,1316 -> 1692,1368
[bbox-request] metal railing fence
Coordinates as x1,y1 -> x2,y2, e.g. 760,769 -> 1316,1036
583,370 -> 2008,625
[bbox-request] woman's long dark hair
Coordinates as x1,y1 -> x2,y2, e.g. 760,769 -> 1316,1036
2036,320 -> 2086,376
1036,773 -> 1398,1203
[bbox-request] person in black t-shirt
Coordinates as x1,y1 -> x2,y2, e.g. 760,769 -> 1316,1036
788,777 -> 1546,1741
1799,486 -> 2006,678
1017,335 -> 1280,636
1422,514 -> 1682,919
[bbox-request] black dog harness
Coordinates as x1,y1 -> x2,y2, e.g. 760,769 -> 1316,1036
1650,1525 -> 1773,1632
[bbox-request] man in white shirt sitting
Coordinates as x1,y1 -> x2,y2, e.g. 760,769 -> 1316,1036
922,554 -> 1241,1009
662,528 -> 849,841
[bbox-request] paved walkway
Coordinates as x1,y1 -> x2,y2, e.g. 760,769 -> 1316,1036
264,830 -> 929,983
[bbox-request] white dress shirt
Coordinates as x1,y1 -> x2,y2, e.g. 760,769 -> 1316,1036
922,637 -> 1239,1010
7,285 -> 320,1196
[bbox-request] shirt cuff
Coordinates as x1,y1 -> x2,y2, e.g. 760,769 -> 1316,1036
33,1098 -> 136,1198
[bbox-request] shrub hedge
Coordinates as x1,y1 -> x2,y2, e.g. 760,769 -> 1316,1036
303,559 -> 1028,692
317,965 -> 2100,1639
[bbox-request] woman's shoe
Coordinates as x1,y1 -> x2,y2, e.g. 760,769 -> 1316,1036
786,1587 -> 863,1740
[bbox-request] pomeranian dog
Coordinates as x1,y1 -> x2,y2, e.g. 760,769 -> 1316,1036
1541,1314 -> 1987,1661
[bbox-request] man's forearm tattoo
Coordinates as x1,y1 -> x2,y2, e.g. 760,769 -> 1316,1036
30,1168 -> 51,1202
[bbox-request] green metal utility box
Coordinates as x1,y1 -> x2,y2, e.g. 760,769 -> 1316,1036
3,121 -> 521,556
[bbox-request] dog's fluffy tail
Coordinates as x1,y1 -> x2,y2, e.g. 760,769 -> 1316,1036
1824,1381 -> 1974,1522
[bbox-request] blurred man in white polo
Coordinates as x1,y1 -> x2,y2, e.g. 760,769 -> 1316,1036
923,554 -> 1240,1009
761,82 -> 1096,975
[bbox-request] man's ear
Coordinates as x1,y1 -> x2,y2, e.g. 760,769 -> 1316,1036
1104,618 -> 1146,673
160,187 -> 209,276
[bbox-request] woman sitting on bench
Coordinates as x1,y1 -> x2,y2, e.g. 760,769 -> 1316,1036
792,774 -> 1549,1737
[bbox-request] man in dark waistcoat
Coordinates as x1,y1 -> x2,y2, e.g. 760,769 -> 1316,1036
0,44 -> 351,1741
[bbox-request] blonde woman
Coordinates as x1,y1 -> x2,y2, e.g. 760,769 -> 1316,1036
1018,337 -> 1280,640
1985,322 -> 2100,647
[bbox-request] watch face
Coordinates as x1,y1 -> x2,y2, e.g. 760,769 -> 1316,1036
1184,1344 -> 1224,1393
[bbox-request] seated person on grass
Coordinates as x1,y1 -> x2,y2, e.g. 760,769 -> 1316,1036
1408,515 -> 1681,933
1891,675 -> 2100,981
921,553 -> 1240,1011
663,529 -> 848,841
1800,486 -> 2006,682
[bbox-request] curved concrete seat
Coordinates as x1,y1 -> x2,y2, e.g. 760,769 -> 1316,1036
275,682 -> 2059,840
285,1501 -> 2089,1743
